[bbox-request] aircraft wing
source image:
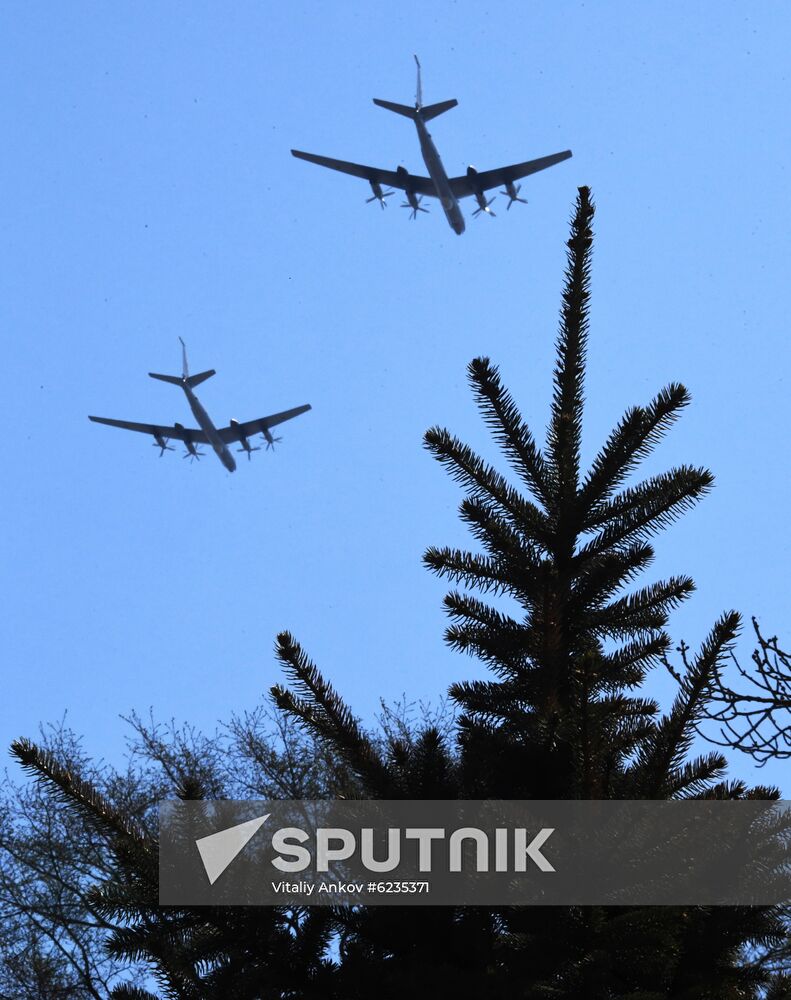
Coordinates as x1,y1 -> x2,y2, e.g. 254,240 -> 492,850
448,150 -> 573,198
291,150 -> 436,196
88,416 -> 209,443
217,404 -> 312,444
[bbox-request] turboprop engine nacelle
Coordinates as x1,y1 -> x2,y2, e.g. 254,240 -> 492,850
366,179 -> 393,209
467,166 -> 496,217
231,418 -> 261,460
175,422 -> 203,461
396,166 -> 428,218
501,179 -> 527,210
151,430 -> 174,457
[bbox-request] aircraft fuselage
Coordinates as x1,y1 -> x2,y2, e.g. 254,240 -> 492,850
414,117 -> 465,235
182,382 -> 236,472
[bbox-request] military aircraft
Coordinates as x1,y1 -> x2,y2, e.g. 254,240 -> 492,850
89,339 -> 311,473
292,56 -> 572,235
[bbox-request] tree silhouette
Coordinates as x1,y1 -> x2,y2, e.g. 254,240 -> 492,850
7,188 -> 788,998
272,188 -> 789,998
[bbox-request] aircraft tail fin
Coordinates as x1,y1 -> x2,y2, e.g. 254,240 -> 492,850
372,97 -> 457,121
374,57 -> 457,121
149,369 -> 216,388
148,337 -> 215,389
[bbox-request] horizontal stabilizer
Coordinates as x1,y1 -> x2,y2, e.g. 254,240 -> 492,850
186,369 -> 215,388
372,98 -> 458,121
420,99 -> 458,121
148,369 -> 216,388
373,99 -> 419,119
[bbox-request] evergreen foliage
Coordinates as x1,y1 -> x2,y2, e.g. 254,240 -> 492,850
5,188 -> 788,997
424,187 -> 716,802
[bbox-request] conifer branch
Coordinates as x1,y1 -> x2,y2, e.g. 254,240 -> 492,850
580,465 -> 714,552
458,497 -> 542,570
569,542 -> 655,612
467,356 -> 553,507
579,383 -> 692,515
10,739 -> 152,855
599,634 -> 671,688
448,678 -> 514,717
442,591 -> 524,636
668,753 -> 729,798
630,610 -> 741,796
274,632 -> 360,737
110,986 -> 162,1000
423,547 -> 515,596
271,632 -> 393,794
423,427 -> 551,547
586,576 -> 696,639
547,186 -> 595,504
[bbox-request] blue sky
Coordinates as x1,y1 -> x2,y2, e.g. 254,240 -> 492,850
2,3 -> 789,792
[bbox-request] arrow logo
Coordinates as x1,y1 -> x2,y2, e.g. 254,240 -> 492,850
195,813 -> 269,885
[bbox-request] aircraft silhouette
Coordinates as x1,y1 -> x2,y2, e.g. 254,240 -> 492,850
89,340 -> 311,473
292,56 -> 572,235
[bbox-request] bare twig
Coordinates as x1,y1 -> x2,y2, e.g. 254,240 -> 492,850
663,618 -> 791,765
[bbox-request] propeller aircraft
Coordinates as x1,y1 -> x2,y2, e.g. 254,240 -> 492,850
292,56 -> 572,235
89,339 -> 311,473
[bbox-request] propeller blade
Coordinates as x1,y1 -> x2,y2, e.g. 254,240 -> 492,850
501,185 -> 527,209
367,190 -> 393,209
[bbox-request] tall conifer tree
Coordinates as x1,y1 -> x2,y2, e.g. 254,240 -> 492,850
423,186 -> 723,803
